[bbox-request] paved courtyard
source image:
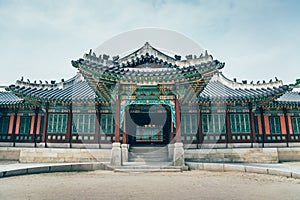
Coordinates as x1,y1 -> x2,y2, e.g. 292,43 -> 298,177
1,170 -> 300,200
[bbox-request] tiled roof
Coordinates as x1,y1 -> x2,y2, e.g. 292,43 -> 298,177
7,73 -> 96,103
199,73 -> 289,103
276,86 -> 300,104
0,91 -> 23,105
72,43 -> 224,102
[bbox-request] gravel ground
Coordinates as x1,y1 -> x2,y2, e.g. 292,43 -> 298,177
0,170 -> 300,200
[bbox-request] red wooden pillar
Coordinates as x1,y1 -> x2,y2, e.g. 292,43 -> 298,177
30,115 -> 35,135
287,115 -> 293,134
15,115 -> 21,135
175,97 -> 181,143
36,115 -> 42,135
280,115 -> 287,134
8,114 -> 15,134
259,107 -> 266,147
122,106 -> 128,144
264,115 -> 271,135
115,96 -> 120,143
11,110 -> 18,146
257,114 -> 263,135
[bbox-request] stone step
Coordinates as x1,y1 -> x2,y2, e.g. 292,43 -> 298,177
129,147 -> 168,153
128,152 -> 168,158
129,157 -> 170,162
114,168 -> 182,173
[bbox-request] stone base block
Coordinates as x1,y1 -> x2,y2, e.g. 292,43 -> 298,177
278,147 -> 300,162
292,172 -> 300,179
121,144 -> 129,163
100,144 -> 112,149
268,169 -> 291,177
173,142 -> 185,166
46,143 -> 70,148
0,142 -> 13,147
168,144 -> 174,160
245,166 -> 268,174
110,142 -> 122,166
223,164 -> 245,172
198,143 -> 227,149
227,143 -> 252,148
14,143 -> 35,148
264,143 -> 287,148
0,147 -> 21,161
71,143 -> 100,149
203,163 -> 224,171
288,143 -> 300,147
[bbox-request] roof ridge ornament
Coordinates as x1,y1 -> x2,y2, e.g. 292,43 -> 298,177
215,72 -> 283,90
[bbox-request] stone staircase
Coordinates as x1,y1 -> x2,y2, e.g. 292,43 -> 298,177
113,164 -> 187,173
128,145 -> 170,162
109,145 -> 188,173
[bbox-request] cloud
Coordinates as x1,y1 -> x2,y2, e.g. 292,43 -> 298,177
0,0 -> 299,85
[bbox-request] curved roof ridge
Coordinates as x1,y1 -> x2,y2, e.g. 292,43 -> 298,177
82,42 -> 214,68
13,73 -> 83,90
215,72 -> 283,90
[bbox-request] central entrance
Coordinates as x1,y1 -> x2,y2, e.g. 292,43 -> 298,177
126,104 -> 171,145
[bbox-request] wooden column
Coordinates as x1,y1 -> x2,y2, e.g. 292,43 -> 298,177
175,97 -> 181,143
66,105 -> 72,146
96,104 -> 101,146
30,115 -> 35,135
283,108 -> 290,146
257,114 -> 263,135
42,104 -> 49,147
197,104 -> 203,147
279,115 -> 287,134
8,114 -> 15,134
114,95 -> 120,143
259,107 -> 266,147
122,106 -> 127,144
12,110 -> 18,147
15,115 -> 21,134
249,103 -> 256,144
287,115 -> 293,134
36,115 -> 42,135
32,107 -> 39,147
264,115 -> 271,135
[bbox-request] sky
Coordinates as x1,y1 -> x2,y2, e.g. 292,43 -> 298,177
0,0 -> 299,86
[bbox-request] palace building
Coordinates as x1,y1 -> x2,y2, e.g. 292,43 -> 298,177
0,42 -> 300,150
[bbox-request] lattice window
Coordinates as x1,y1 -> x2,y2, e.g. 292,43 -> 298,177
292,117 -> 300,134
230,114 -> 250,133
19,116 -> 31,134
101,114 -> 115,134
72,114 -> 95,134
0,116 -> 9,134
269,116 -> 281,134
47,114 -> 67,133
181,113 -> 198,134
202,114 -> 226,134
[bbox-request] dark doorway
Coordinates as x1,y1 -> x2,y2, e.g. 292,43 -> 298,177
125,104 -> 171,145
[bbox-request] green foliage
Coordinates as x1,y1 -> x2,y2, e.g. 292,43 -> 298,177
289,78 -> 300,87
